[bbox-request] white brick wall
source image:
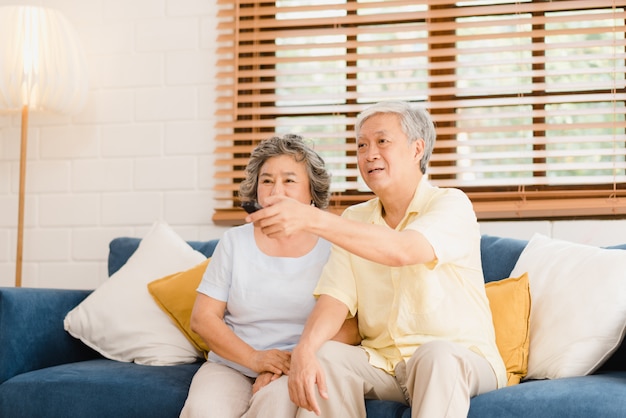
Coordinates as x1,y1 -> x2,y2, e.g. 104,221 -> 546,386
0,0 -> 227,289
0,0 -> 623,289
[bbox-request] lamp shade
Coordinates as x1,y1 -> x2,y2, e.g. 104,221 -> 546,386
0,5 -> 88,114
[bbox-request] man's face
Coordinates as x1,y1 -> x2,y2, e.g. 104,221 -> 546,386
356,113 -> 422,193
256,154 -> 313,206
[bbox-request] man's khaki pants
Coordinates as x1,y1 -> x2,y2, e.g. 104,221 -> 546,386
294,340 -> 497,418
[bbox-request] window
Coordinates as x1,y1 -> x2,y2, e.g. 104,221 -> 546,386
213,0 -> 626,225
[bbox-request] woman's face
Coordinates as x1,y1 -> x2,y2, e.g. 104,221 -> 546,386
256,154 -> 313,206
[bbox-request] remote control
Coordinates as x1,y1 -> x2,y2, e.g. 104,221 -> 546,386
241,200 -> 263,214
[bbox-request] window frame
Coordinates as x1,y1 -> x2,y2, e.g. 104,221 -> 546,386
213,0 -> 626,225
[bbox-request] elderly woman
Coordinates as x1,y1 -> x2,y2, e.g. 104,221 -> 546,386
180,134 -> 359,418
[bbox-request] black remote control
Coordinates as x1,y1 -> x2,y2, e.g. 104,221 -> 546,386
241,200 -> 263,214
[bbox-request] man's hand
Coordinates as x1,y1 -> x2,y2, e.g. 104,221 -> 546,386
251,349 -> 291,376
245,196 -> 314,238
288,346 -> 328,415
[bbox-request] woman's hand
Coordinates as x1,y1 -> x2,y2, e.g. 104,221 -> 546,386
251,349 -> 291,376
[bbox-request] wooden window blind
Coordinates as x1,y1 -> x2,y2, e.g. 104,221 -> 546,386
213,0 -> 626,225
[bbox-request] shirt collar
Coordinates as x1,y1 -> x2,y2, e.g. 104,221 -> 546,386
366,176 -> 430,229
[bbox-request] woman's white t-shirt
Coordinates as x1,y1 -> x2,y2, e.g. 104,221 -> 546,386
197,222 -> 331,377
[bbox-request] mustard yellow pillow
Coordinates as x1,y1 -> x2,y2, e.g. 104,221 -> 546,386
148,258 -> 211,354
485,273 -> 531,386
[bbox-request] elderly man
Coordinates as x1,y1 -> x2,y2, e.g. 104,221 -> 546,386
247,101 -> 506,418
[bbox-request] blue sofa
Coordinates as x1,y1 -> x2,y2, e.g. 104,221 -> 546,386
1,235 -> 625,418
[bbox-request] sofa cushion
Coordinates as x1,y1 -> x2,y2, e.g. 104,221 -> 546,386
148,258 -> 211,354
467,372 -> 626,418
365,371 -> 626,418
485,273 -> 531,386
510,233 -> 626,380
365,400 -> 410,418
0,359 -> 201,418
64,220 -> 206,366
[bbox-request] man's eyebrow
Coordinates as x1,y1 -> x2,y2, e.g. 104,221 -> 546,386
358,130 -> 390,139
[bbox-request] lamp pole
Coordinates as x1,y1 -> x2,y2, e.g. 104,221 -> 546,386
0,5 -> 87,287
15,105 -> 29,288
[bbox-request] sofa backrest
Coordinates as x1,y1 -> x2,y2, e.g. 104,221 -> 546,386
479,235 -> 528,283
108,237 -> 219,277
107,234 -> 626,373
109,235 -> 529,282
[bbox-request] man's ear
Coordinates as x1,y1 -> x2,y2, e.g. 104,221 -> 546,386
413,138 -> 425,161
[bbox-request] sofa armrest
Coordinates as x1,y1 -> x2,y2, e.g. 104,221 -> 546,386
0,287 -> 101,384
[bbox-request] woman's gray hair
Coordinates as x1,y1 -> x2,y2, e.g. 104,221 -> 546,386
355,101 -> 436,174
239,134 -> 331,209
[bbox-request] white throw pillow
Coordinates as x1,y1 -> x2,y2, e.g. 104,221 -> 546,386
510,233 -> 626,380
64,220 -> 206,365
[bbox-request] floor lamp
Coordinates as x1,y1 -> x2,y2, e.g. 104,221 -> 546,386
0,6 -> 88,287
